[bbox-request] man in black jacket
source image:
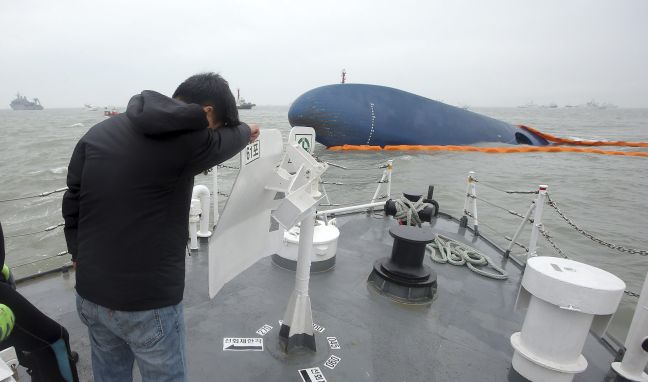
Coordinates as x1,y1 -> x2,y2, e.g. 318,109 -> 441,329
62,73 -> 258,382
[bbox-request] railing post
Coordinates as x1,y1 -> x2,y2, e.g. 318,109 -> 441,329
504,202 -> 536,258
471,173 -> 479,237
528,185 -> 548,258
212,166 -> 219,226
611,272 -> 648,381
460,171 -> 474,228
371,160 -> 393,203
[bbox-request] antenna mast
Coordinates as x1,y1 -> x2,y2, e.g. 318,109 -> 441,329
341,69 -> 346,84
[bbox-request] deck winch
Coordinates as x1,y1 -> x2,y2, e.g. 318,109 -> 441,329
384,187 -> 438,226
367,225 -> 437,304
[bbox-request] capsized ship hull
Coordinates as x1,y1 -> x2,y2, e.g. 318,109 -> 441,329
288,84 -> 547,147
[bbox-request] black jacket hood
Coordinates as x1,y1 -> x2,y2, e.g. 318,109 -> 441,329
126,90 -> 208,136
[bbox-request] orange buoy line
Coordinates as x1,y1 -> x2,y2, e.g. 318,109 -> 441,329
328,144 -> 648,157
519,125 -> 648,147
327,125 -> 648,157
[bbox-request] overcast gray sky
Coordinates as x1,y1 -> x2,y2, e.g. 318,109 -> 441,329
1,0 -> 647,108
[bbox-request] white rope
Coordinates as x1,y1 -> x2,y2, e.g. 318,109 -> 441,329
393,197 -> 430,227
427,234 -> 508,280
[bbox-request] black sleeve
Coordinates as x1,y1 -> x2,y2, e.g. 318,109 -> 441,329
62,140 -> 86,261
182,122 -> 251,177
0,221 -> 5,266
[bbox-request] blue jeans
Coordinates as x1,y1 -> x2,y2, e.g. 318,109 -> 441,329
76,294 -> 186,382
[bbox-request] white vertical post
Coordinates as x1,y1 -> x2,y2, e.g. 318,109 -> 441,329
612,272 -> 648,381
280,209 -> 316,351
471,174 -> 479,236
371,160 -> 392,203
505,202 -> 536,257
462,171 -> 474,225
295,212 -> 315,297
528,185 -> 548,258
212,166 -> 220,226
188,199 -> 201,250
386,160 -> 393,198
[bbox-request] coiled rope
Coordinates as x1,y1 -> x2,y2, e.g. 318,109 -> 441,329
393,197 -> 431,227
427,234 -> 508,280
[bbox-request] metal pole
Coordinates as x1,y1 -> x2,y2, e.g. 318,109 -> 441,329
528,185 -> 548,258
460,171 -> 474,228
212,166 -> 220,226
505,202 -> 535,258
317,201 -> 386,217
471,177 -> 479,237
611,272 -> 648,381
386,160 -> 393,199
295,212 -> 315,296
279,209 -> 317,351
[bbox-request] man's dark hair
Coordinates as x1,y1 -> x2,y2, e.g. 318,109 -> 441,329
173,72 -> 240,127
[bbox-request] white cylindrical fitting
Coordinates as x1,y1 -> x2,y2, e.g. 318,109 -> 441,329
511,257 -> 625,382
611,272 -> 648,381
192,185 -> 212,238
188,198 -> 201,250
520,297 -> 593,365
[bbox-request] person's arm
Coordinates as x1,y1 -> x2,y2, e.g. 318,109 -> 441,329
183,122 -> 252,176
0,221 -> 5,267
62,140 -> 86,262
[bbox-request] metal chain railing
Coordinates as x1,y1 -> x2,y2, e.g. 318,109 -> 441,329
546,193 -> 648,256
217,164 -> 239,170
5,222 -> 65,238
10,250 -> 70,269
472,179 -> 538,195
468,194 -> 530,220
322,160 -> 388,171
0,187 -> 68,203
538,226 -> 569,259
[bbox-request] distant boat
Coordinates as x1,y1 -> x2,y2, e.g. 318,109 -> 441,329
103,107 -> 118,117
517,101 -> 537,109
236,89 -> 255,110
84,104 -> 98,111
10,92 -> 43,110
585,100 -> 618,109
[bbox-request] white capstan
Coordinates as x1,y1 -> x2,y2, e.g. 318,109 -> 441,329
511,257 -> 625,382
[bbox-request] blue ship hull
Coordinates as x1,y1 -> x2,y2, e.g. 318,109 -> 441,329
288,84 -> 547,147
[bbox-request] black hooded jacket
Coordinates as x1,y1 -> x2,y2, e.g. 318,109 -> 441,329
62,91 -> 250,311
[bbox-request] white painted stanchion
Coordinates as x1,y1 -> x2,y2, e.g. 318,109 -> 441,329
188,199 -> 201,250
527,185 -> 547,258
611,272 -> 648,382
279,209 -> 317,351
511,257 -> 625,382
192,185 -> 212,238
470,172 -> 479,236
212,166 -> 220,226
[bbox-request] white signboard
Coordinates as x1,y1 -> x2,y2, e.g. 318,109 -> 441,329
256,324 -> 273,336
298,367 -> 327,382
326,337 -> 340,350
244,140 -> 261,165
222,337 -> 263,351
324,355 -> 341,370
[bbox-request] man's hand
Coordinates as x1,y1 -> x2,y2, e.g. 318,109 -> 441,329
249,124 -> 260,143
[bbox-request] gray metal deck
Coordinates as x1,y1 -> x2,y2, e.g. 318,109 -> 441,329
17,212 -> 621,381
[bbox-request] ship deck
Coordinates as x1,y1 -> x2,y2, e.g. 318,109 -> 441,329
16,212 -> 621,381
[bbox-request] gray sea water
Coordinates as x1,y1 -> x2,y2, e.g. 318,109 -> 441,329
1,106 -> 647,339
